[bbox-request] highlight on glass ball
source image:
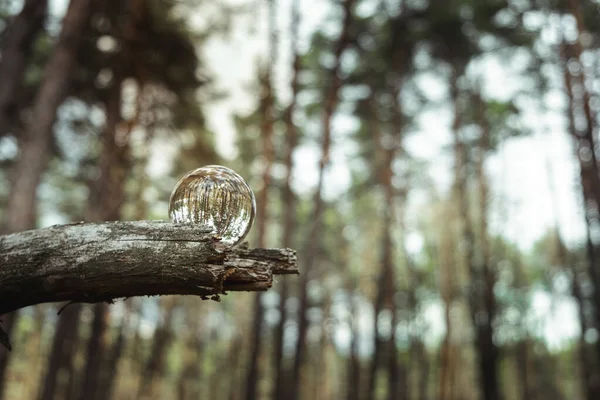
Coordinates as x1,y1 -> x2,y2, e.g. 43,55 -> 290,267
168,165 -> 256,246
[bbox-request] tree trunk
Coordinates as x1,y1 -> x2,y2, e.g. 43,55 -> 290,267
136,297 -> 177,399
438,209 -> 454,400
399,197 -> 426,400
38,303 -> 82,400
562,32 -> 600,360
0,312 -> 17,399
98,301 -> 129,400
451,75 -> 499,400
291,2 -> 354,399
76,303 -> 108,400
0,0 -> 48,136
1,0 -> 93,235
228,336 -> 243,400
76,38 -> 128,397
565,0 -> 595,141
177,335 -> 204,400
0,0 -> 92,392
367,67 -> 405,400
346,283 -> 361,400
473,93 -> 500,400
315,296 -> 332,400
41,51 -> 126,400
272,2 -> 300,398
413,340 -> 429,400
245,0 -> 277,395
559,40 -> 600,400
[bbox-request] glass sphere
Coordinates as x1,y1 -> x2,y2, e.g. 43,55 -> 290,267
169,165 -> 256,246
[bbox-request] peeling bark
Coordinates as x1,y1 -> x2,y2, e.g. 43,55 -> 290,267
0,221 -> 298,316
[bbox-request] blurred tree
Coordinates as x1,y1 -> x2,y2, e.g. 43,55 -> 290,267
137,297 -> 177,399
176,300 -> 205,400
291,1 -> 355,399
272,1 -> 300,398
0,0 -> 47,137
245,0 -> 277,397
363,6 -> 413,399
0,1 -> 93,396
560,36 -> 600,400
1,0 -> 92,235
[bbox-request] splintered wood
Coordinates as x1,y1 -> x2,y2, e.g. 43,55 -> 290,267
0,221 -> 298,315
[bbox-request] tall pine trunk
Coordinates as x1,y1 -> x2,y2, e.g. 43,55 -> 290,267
38,304 -> 82,400
98,301 -> 130,400
40,72 -> 126,399
450,75 -> 500,400
367,81 -> 404,400
399,195 -> 428,400
177,335 -> 204,400
561,10 -> 600,367
78,1 -> 146,395
245,1 -> 277,396
0,1 -> 93,396
290,2 -> 354,399
0,0 -> 47,136
136,298 -> 177,399
76,56 -> 128,400
1,0 -> 92,234
346,278 -> 361,400
472,92 -> 500,400
560,39 -> 600,400
272,2 -> 300,398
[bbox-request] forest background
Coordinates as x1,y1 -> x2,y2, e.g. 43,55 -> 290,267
0,0 -> 599,399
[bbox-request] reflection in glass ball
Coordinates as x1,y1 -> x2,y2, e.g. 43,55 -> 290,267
168,165 -> 256,246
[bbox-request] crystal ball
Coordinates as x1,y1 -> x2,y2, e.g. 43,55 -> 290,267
168,165 -> 256,246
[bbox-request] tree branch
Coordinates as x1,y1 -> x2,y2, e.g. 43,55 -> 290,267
0,221 -> 298,315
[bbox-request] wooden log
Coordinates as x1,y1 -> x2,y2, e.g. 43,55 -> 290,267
0,220 -> 298,315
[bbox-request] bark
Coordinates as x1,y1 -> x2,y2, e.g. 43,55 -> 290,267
245,0 -> 277,395
291,1 -> 354,398
0,220 -> 298,316
0,0 -> 48,136
273,0 -> 300,397
37,303 -> 82,400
